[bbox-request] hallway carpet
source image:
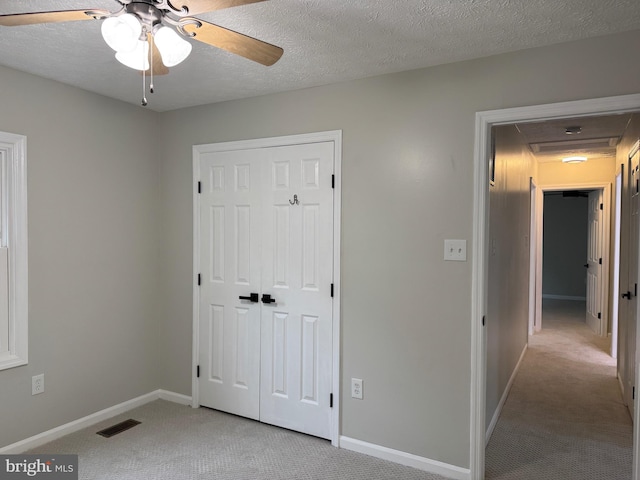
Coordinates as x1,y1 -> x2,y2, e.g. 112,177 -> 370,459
485,299 -> 633,479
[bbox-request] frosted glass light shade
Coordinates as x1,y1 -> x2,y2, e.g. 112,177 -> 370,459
154,26 -> 192,67
101,14 -> 142,53
115,40 -> 149,71
562,156 -> 587,163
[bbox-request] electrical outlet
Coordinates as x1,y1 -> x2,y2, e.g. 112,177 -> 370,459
32,374 -> 44,395
351,378 -> 363,400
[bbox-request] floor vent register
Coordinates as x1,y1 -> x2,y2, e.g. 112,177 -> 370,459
96,419 -> 141,438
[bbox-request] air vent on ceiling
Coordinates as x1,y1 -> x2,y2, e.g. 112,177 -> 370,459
529,136 -> 619,154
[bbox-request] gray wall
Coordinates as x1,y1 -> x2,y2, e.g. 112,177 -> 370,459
157,30 -> 640,469
485,125 -> 533,432
0,27 -> 639,472
0,66 -> 161,447
542,194 -> 589,298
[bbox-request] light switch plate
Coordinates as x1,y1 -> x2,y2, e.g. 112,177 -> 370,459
444,239 -> 467,261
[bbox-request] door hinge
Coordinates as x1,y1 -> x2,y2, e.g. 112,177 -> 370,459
198,181 -> 201,194
598,312 -> 601,319
599,203 -> 603,210
331,283 -> 334,297
197,365 -> 200,378
332,174 -> 335,189
197,274 -> 201,286
635,283 -> 638,297
482,315 -> 485,326
330,393 -> 333,408
598,258 -> 602,265
634,386 -> 636,400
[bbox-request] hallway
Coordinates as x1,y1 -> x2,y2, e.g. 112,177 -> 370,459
485,299 -> 633,479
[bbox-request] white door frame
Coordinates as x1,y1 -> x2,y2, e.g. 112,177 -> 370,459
528,177 -> 542,335
470,93 -> 640,480
612,168 -> 622,358
192,130 -> 342,446
536,184 -> 611,336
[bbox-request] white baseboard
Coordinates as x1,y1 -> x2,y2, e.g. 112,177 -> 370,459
485,343 -> 527,443
542,294 -> 586,301
0,389 -> 192,454
339,436 -> 470,480
158,389 -> 192,405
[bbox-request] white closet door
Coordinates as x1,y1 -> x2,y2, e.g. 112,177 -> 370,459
198,149 -> 262,420
197,141 -> 335,439
259,142 -> 334,439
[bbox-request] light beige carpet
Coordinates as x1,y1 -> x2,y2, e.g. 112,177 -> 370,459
28,401 -> 452,480
485,299 -> 633,479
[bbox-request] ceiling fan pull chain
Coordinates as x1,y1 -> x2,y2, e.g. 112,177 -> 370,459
141,29 -> 148,107
141,54 -> 148,107
149,34 -> 155,94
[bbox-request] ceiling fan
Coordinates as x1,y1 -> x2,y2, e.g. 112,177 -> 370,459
0,0 -> 283,106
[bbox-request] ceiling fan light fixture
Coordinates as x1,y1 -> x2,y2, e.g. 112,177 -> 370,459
115,40 -> 149,71
154,26 -> 192,67
101,14 -> 142,53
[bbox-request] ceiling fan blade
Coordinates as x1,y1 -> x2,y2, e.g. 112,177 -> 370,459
184,20 -> 283,66
142,35 -> 170,76
175,0 -> 266,16
0,9 -> 109,27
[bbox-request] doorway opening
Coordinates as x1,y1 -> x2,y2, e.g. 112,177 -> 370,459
535,186 -> 611,337
470,93 -> 640,480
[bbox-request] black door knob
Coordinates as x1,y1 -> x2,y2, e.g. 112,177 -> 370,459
261,294 -> 276,304
239,293 -> 259,302
622,291 -> 632,300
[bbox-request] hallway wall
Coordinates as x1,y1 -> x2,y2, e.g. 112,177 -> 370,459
485,125 -> 535,433
537,157 -> 617,186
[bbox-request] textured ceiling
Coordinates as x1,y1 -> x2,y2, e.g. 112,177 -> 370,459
1,0 -> 640,111
516,114 -> 633,162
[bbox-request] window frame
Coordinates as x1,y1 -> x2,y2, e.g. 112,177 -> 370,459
0,131 -> 28,371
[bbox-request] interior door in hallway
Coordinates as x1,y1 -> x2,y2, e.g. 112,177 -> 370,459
624,146 -> 639,419
586,189 -> 604,335
197,141 -> 335,439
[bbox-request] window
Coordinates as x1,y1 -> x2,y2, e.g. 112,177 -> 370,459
0,131 -> 27,370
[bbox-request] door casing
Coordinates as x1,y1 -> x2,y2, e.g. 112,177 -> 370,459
192,130 -> 342,446
612,168 -> 623,359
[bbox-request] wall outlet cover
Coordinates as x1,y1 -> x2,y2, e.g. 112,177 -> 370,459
351,378 -> 363,400
32,374 -> 44,395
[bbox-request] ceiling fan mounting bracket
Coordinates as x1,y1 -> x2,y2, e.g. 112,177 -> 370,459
113,1 -> 199,37
125,2 -> 163,29
117,0 -> 190,17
